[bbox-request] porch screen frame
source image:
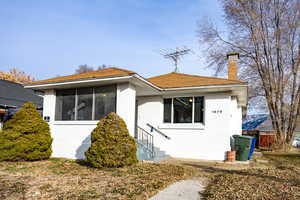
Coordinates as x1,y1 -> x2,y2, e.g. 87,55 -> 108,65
55,84 -> 116,121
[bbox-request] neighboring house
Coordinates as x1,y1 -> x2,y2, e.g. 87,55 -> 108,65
243,115 -> 300,148
25,53 -> 248,161
0,79 -> 43,130
242,115 -> 275,149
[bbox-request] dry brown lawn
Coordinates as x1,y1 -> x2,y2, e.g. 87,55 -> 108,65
0,159 -> 192,200
1,152 -> 299,200
166,152 -> 300,200
162,151 -> 300,200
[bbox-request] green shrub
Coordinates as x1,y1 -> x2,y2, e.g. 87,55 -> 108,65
0,102 -> 52,161
85,112 -> 138,168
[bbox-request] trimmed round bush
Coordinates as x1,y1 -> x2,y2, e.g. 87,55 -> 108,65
0,102 -> 52,161
85,112 -> 138,168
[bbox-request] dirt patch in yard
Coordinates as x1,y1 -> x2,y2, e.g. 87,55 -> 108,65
0,159 -> 192,200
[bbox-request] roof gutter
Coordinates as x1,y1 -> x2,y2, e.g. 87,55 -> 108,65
132,74 -> 162,91
133,74 -> 247,91
161,83 -> 248,91
0,104 -> 17,109
24,75 -> 133,89
24,74 -> 247,96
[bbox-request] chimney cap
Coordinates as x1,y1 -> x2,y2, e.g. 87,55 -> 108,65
226,52 -> 240,59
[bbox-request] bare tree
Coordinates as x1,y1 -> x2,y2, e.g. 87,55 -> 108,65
75,64 -> 110,74
74,64 -> 94,74
198,0 -> 300,149
97,64 -> 108,70
0,68 -> 35,83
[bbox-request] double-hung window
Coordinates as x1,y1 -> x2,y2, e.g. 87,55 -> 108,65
55,85 -> 116,121
163,96 -> 204,124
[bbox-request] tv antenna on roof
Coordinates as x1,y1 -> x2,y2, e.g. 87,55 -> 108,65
161,47 -> 191,72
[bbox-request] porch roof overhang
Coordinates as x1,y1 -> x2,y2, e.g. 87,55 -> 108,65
25,75 -> 135,90
25,74 -> 248,107
24,74 -> 162,96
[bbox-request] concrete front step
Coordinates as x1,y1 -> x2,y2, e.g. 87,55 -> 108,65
137,143 -> 170,162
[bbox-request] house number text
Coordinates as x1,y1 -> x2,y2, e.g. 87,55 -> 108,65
212,110 -> 222,114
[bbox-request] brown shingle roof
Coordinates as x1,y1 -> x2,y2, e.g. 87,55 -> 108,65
27,67 -> 246,89
27,67 -> 136,85
147,72 -> 246,89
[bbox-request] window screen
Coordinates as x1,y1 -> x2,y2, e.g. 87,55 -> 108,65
173,97 -> 193,123
55,89 -> 76,120
77,87 -> 93,120
163,98 -> 172,123
163,96 -> 204,124
55,85 -> 116,121
94,85 -> 116,120
194,96 -> 204,123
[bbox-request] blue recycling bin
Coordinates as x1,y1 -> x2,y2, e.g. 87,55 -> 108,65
248,137 -> 256,160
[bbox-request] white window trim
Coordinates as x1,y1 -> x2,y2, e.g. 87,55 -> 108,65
74,88 -> 78,120
171,98 -> 174,123
53,121 -> 98,125
92,87 -> 95,120
158,123 -> 204,130
163,96 -> 205,125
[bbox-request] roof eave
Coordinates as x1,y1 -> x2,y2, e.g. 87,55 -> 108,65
0,104 -> 17,109
24,74 -> 248,107
161,83 -> 248,107
132,74 -> 162,91
24,75 -> 134,90
161,83 -> 248,91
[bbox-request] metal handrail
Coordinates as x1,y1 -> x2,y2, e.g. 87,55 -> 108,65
146,123 -> 171,140
136,126 -> 154,158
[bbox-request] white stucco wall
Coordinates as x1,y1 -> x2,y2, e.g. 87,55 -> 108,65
137,93 -> 243,160
230,96 -> 242,136
43,83 -> 243,160
43,83 -> 136,159
51,122 -> 96,159
43,89 -> 56,122
116,83 -> 136,137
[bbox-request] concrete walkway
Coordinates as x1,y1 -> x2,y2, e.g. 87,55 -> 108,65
148,179 -> 204,200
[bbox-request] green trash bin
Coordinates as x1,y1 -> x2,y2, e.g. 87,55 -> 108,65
233,135 -> 253,161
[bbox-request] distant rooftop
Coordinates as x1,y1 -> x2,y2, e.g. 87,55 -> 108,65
243,114 -> 300,133
0,79 -> 42,109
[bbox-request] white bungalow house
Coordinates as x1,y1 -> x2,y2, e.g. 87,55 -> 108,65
25,53 -> 248,161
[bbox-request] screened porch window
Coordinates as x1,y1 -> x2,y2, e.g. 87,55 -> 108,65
94,85 -> 116,120
55,89 -> 76,120
55,85 -> 116,121
163,96 -> 204,124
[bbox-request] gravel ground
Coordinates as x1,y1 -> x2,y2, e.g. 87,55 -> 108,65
148,179 -> 204,200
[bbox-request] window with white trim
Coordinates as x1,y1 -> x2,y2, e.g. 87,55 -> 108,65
163,96 -> 204,123
55,85 -> 116,121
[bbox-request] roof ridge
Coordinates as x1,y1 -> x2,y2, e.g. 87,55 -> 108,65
147,72 -> 174,79
174,72 -> 245,82
108,67 -> 136,74
148,71 -> 245,83
27,67 -> 136,85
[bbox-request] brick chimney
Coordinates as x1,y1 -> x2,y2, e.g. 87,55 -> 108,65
227,52 -> 239,80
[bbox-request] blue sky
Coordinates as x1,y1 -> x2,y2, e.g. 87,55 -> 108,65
0,0 -> 225,80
